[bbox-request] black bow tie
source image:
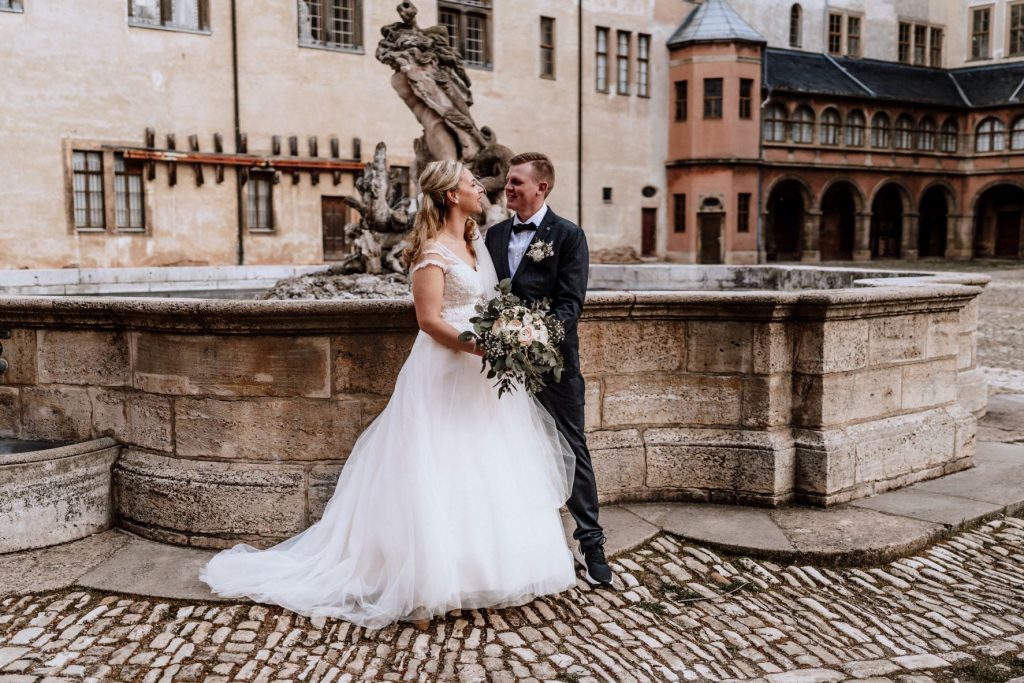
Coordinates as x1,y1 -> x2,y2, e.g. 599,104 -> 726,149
512,222 -> 537,234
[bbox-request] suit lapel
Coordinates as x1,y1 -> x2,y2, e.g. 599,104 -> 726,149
512,208 -> 559,282
489,219 -> 513,281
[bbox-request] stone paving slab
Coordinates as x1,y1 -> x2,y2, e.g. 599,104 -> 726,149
76,535 -> 220,602
848,489 -> 1004,527
624,503 -> 796,554
913,445 -> 1024,510
0,532 -> 129,596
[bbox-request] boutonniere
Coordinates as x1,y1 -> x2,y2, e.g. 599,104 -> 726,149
527,240 -> 555,263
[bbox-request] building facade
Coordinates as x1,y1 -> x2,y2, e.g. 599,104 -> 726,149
4,0 -> 1024,269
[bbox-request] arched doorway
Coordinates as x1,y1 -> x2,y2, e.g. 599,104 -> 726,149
871,184 -> 905,258
819,182 -> 858,261
918,186 -> 951,258
765,180 -> 807,261
973,184 -> 1024,259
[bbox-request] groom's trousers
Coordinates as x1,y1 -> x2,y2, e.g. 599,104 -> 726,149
536,373 -> 605,549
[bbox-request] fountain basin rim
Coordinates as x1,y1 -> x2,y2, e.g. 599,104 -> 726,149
0,436 -> 118,467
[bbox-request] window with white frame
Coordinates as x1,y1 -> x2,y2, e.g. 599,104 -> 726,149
789,4 -> 801,48
129,0 -> 207,31
637,34 -> 650,97
871,112 -> 891,148
791,106 -> 814,143
1011,3 -> 1024,56
972,7 -> 991,60
846,110 -> 866,146
298,0 -> 362,50
114,154 -> 146,232
894,115 -> 914,149
820,108 -> 841,145
539,16 -> 555,78
939,119 -> 959,152
595,27 -> 609,92
616,31 -> 630,95
247,171 -> 275,231
438,1 -> 491,68
72,151 -> 105,231
918,117 -> 936,151
976,117 -> 1005,152
1012,117 -> 1024,150
763,104 -> 787,142
0,1 -> 23,12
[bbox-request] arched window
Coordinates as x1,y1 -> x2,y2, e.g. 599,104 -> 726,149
791,106 -> 815,143
918,117 -> 936,151
790,4 -> 802,48
1012,117 -> 1024,150
976,117 -> 1006,152
894,115 -> 914,149
871,112 -> 891,148
940,118 -> 958,152
763,104 -> 788,142
846,110 -> 866,146
820,108 -> 842,145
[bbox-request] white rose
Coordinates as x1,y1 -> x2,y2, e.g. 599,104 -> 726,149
506,319 -> 523,331
535,325 -> 549,345
518,325 -> 535,346
522,312 -> 533,325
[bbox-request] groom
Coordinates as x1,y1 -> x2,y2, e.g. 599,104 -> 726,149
485,152 -> 612,586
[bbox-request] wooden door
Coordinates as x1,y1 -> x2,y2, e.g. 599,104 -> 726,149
322,197 -> 350,261
641,208 -> 656,256
995,211 -> 1021,258
698,214 -> 723,264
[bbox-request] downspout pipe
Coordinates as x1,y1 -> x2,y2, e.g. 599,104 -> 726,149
231,0 -> 244,266
577,0 -> 583,226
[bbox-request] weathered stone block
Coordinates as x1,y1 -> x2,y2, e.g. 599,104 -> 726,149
957,331 -> 976,371
868,315 -> 927,364
583,377 -> 601,431
848,409 -> 956,483
793,367 -> 902,428
37,330 -> 130,387
603,374 -> 743,427
0,387 -> 18,438
20,386 -> 94,442
959,297 -> 979,333
358,396 -> 390,429
578,321 -> 686,375
1,328 -> 37,385
175,397 -> 362,460
794,429 -> 858,496
0,440 -> 120,553
753,323 -> 793,374
332,333 -> 414,395
794,320 -> 868,374
742,375 -> 791,428
134,333 -> 331,398
686,321 -> 752,373
87,389 -> 174,452
925,310 -> 959,359
587,429 -> 645,497
308,463 -> 344,523
114,450 -> 306,537
957,367 -> 988,417
900,359 -> 957,410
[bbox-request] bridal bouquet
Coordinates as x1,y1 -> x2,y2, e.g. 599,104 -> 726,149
458,279 -> 565,397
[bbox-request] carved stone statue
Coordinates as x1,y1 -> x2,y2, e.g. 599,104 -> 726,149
376,1 -> 512,206
338,142 -> 413,274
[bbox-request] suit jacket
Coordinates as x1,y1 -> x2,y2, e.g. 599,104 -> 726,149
485,207 -> 589,377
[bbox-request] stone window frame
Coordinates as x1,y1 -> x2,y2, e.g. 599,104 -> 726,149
820,107 -> 842,146
939,118 -> 959,153
789,4 -> 802,49
297,0 -> 364,54
245,170 -> 276,233
438,0 -> 492,70
674,80 -> 688,121
970,5 -> 993,61
917,116 -> 937,152
762,103 -> 788,143
790,105 -> 815,144
703,77 -> 723,120
127,0 -> 211,35
930,26 -> 944,67
893,114 -> 914,150
737,193 -> 751,233
846,14 -> 862,58
845,109 -> 866,147
673,193 -> 686,233
1011,116 -> 1024,150
898,18 -> 944,67
62,141 -> 154,236
738,78 -> 753,119
871,111 -> 891,149
636,33 -> 651,98
539,16 -> 555,79
898,22 -> 911,63
615,30 -> 631,96
975,116 -> 1006,153
595,26 -> 609,93
0,1 -> 23,13
827,12 -> 842,55
1009,2 -> 1024,56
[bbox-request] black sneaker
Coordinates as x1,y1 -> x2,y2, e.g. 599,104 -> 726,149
572,541 -> 613,586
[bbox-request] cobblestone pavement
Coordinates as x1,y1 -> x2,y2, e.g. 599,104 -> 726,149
2,515 -> 1023,683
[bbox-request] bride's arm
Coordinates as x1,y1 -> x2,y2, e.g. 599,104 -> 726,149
411,264 -> 483,355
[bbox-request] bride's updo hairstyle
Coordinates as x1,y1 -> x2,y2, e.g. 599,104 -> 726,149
402,160 -> 478,269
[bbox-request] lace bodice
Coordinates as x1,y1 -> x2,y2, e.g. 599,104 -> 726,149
411,241 -> 488,330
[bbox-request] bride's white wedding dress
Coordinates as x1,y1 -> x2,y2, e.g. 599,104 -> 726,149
200,235 -> 578,628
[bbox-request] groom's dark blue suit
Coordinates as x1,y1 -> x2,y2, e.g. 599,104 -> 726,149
485,207 -> 604,549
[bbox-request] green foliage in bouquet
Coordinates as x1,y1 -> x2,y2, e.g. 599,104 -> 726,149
458,278 -> 566,397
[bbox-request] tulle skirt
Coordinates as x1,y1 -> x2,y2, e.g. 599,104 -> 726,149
199,329 -> 578,628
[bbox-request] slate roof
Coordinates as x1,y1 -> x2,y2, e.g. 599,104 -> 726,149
764,48 -> 1024,109
668,0 -> 764,49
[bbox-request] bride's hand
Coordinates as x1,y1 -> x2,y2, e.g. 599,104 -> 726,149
470,340 -> 486,357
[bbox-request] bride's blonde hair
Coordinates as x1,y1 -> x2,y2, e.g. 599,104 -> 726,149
402,160 -> 478,268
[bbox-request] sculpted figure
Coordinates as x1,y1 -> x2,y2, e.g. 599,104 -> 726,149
340,142 -> 413,273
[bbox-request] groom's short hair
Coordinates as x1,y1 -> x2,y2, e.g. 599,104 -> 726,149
509,152 -> 555,197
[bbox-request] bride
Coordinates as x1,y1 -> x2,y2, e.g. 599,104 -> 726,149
200,160 -> 578,629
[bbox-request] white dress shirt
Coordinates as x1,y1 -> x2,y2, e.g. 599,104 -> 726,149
508,203 -> 548,276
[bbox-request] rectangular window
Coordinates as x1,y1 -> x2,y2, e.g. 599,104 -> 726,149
913,24 -> 927,65
847,16 -> 861,57
930,27 -> 944,66
595,27 -> 609,92
828,13 -> 843,54
1011,4 -> 1024,56
0,1 -> 23,12
737,193 -> 751,233
539,16 -> 555,78
673,194 -> 686,233
703,78 -> 723,119
298,0 -> 362,50
898,22 -> 911,63
972,7 -> 991,60
739,78 -> 753,119
674,80 -> 688,121
616,31 -> 630,95
637,34 -> 650,97
247,171 -> 274,232
114,154 -> 145,232
438,1 -> 491,68
72,151 -> 105,231
129,0 -> 207,31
